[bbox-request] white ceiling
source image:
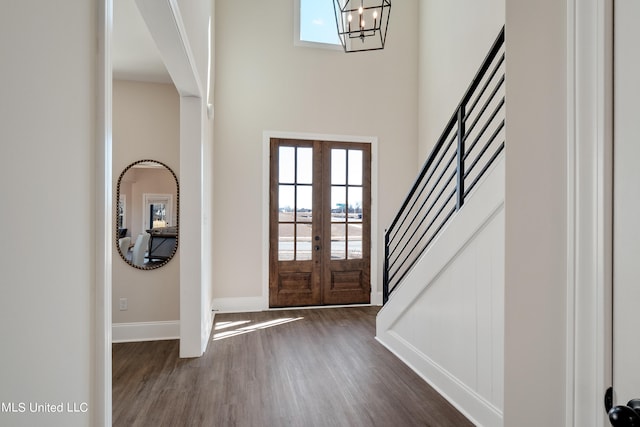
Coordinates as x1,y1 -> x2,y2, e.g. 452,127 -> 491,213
112,0 -> 172,83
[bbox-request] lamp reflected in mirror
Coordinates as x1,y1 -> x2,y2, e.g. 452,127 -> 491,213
116,160 -> 179,270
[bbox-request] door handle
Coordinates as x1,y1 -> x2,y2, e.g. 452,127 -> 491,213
606,388 -> 640,426
608,405 -> 640,426
315,245 -> 320,251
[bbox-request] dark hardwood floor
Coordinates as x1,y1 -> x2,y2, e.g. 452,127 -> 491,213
113,306 -> 473,427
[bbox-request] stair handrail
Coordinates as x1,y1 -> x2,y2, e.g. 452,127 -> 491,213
383,26 -> 505,303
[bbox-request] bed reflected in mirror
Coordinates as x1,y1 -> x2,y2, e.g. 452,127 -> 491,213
116,160 -> 179,270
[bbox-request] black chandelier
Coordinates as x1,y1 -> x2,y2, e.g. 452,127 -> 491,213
333,0 -> 391,53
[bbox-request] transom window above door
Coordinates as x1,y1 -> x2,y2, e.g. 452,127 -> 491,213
295,0 -> 342,49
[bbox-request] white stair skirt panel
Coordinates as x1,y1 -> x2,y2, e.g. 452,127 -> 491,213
377,155 -> 505,427
112,321 -> 180,343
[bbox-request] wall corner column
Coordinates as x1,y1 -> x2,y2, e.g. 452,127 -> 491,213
180,95 -> 205,358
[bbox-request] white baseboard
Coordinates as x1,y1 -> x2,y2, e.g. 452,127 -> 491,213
376,331 -> 502,427
211,296 -> 266,313
112,320 -> 180,343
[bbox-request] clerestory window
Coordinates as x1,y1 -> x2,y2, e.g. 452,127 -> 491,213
295,0 -> 341,49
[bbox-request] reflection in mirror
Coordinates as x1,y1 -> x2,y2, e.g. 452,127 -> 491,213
116,160 -> 179,270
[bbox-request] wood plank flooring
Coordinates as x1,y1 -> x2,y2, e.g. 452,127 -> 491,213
113,306 -> 473,427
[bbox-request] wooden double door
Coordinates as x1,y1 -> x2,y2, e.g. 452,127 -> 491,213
269,138 -> 371,307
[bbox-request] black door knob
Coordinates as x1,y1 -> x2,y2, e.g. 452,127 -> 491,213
609,405 -> 640,427
628,400 -> 640,413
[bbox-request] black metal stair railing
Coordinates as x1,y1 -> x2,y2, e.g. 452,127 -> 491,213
383,26 -> 505,304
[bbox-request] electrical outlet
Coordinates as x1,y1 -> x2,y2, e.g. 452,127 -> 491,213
119,298 -> 128,311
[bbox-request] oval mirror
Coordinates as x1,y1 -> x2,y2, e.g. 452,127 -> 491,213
116,160 -> 179,270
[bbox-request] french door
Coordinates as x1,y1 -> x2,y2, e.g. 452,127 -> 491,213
269,138 -> 371,307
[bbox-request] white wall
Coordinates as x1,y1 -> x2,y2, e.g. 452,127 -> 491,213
112,80 -> 180,333
377,156 -> 505,426
213,0 -> 419,306
418,0 -> 504,163
0,1 -> 96,426
504,1 -> 569,425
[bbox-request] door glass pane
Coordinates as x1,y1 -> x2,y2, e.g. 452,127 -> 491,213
278,223 -> 294,261
279,146 -> 295,183
348,223 -> 362,259
331,223 -> 346,259
331,149 -> 346,185
348,149 -> 363,185
297,147 -> 313,184
296,223 -> 312,260
279,185 -> 295,220
297,185 -> 313,222
331,186 -> 346,222
348,187 -> 363,223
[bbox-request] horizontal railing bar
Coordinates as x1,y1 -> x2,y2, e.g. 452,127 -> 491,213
388,171 -> 457,275
464,97 -> 505,161
464,53 -> 505,122
389,202 -> 457,293
463,76 -> 505,146
464,142 -> 505,198
388,188 -> 457,286
388,145 -> 457,250
388,166 -> 457,269
426,205 -> 457,250
389,175 -> 455,270
389,136 -> 504,295
386,118 -> 457,236
387,204 -> 456,293
464,120 -> 505,179
398,202 -> 459,289
459,28 -> 506,107
388,131 -> 457,243
419,188 -> 457,250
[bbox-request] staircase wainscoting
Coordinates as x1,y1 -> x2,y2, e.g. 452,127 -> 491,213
376,154 -> 504,427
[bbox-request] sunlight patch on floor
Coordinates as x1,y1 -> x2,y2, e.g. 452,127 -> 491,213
213,317 -> 304,341
214,320 -> 251,331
